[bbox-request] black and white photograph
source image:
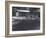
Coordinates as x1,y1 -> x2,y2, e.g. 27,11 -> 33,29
12,7 -> 40,31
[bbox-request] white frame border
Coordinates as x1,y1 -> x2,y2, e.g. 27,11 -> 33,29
9,4 -> 43,35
